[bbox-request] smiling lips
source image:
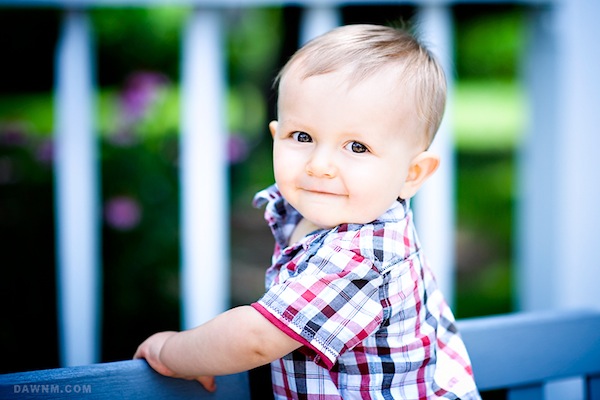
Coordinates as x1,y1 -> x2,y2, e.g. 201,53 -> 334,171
301,187 -> 345,197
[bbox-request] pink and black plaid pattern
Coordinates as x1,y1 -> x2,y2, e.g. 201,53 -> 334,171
253,185 -> 480,399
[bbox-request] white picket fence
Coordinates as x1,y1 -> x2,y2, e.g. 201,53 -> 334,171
2,0 -> 600,368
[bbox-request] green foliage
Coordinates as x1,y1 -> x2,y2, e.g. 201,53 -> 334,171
0,94 -> 54,135
228,8 -> 283,86
91,7 -> 190,84
456,260 -> 513,318
90,6 -> 282,143
454,151 -> 515,318
454,7 -> 526,79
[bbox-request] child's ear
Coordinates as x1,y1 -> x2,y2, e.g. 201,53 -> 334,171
398,151 -> 440,200
269,120 -> 278,138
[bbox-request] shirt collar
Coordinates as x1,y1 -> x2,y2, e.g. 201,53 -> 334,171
253,184 -> 302,248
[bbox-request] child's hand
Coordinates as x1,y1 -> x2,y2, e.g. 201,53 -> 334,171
134,331 -> 217,392
134,331 -> 178,378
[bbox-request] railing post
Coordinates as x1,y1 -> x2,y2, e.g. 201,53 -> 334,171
517,3 -> 559,312
54,9 -> 100,366
413,4 -> 456,305
518,0 -> 600,312
180,7 -> 229,329
299,4 -> 341,45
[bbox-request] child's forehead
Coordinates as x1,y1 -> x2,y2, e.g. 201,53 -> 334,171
279,62 -> 413,106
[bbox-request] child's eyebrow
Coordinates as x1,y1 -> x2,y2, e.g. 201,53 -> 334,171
280,117 -> 311,131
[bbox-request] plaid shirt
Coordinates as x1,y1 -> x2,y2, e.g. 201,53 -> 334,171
252,185 -> 480,400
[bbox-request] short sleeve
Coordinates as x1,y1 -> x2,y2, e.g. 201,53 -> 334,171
252,235 -> 384,369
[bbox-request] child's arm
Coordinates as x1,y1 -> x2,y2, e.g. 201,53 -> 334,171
134,305 -> 301,385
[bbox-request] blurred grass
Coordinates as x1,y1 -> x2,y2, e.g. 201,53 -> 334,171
453,79 -> 525,151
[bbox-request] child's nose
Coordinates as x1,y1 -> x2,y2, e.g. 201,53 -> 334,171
305,147 -> 337,178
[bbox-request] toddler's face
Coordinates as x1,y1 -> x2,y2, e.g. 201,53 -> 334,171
271,66 -> 425,229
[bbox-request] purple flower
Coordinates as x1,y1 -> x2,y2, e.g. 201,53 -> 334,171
227,134 -> 249,164
104,196 -> 142,231
107,71 -> 170,147
120,71 -> 169,123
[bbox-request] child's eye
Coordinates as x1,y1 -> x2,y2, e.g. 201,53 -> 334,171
346,141 -> 368,154
292,131 -> 312,143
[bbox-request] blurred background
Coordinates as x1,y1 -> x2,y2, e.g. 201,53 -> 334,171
0,3 -> 524,375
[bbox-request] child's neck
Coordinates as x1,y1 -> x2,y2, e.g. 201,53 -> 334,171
290,218 -> 321,244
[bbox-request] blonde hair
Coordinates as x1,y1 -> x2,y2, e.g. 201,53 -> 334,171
275,24 -> 447,147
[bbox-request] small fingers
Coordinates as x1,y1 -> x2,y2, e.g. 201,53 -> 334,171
197,376 -> 217,392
